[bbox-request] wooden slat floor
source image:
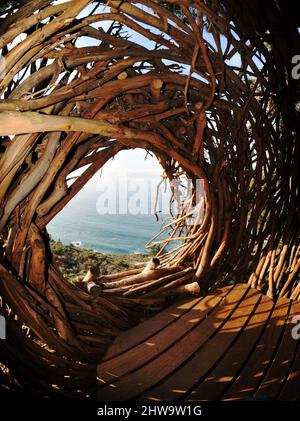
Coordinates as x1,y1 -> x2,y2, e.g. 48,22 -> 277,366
97,283 -> 300,401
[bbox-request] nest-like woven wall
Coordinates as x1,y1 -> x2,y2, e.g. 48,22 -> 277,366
0,0 -> 299,397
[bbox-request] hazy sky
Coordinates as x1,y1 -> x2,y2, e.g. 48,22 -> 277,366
80,149 -> 164,207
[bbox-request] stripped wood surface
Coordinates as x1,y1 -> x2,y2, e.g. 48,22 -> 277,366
97,284 -> 300,401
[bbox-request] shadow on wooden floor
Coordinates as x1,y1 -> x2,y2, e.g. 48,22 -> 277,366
97,284 -> 300,401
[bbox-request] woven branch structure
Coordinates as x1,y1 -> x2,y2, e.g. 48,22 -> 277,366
0,0 -> 299,397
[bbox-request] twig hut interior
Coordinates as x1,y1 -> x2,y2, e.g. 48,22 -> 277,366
0,0 -> 299,399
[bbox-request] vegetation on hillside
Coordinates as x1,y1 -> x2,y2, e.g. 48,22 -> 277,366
50,239 -> 149,282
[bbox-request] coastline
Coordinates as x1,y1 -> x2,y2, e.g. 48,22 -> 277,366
50,239 -> 150,282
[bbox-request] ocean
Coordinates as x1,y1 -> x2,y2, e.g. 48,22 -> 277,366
46,148 -> 191,254
47,206 -> 164,254
47,172 -> 170,254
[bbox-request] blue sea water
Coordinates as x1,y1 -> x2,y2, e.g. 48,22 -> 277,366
47,183 -> 166,254
46,149 -> 178,254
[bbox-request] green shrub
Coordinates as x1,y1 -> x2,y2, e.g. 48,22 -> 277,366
52,242 -> 63,256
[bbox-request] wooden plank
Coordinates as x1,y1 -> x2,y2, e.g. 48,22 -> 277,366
222,298 -> 291,401
256,300 -> 300,399
97,285 -> 234,386
277,300 -> 300,401
278,344 -> 300,401
141,285 -> 261,401
185,293 -> 275,401
98,284 -> 250,400
102,295 -> 203,361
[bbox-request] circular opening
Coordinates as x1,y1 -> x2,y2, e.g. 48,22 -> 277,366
46,146 -> 204,282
